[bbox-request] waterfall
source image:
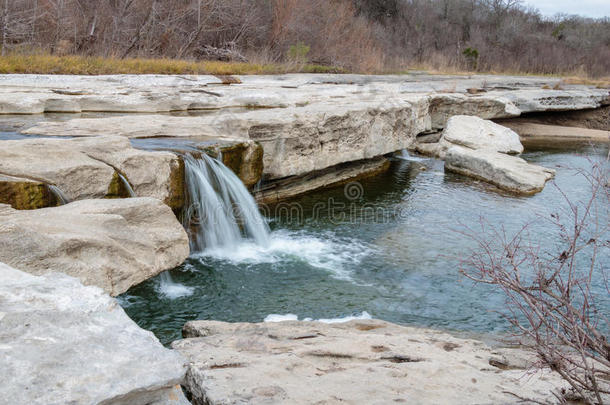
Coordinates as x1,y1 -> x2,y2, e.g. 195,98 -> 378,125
157,153 -> 269,298
48,185 -> 69,205
397,149 -> 428,162
118,173 -> 136,197
182,153 -> 270,253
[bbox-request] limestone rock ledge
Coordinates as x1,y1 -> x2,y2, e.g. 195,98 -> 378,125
0,136 -> 184,209
0,198 -> 189,296
0,262 -> 189,405
173,319 -> 567,405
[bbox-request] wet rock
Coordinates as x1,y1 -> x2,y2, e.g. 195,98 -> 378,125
0,198 -> 189,296
0,262 -> 189,405
173,319 -> 567,405
445,146 -> 555,195
0,174 -> 59,209
200,141 -> 264,188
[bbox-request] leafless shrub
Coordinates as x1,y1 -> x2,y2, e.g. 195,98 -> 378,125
459,155 -> 609,404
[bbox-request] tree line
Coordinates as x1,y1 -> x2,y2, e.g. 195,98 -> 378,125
1,0 -> 609,76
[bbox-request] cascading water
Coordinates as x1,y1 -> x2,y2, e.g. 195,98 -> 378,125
397,149 -> 428,162
48,185 -> 69,205
182,153 -> 270,253
118,173 -> 136,197
157,153 -> 270,298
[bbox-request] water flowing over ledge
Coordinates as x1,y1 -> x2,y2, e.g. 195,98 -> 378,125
182,153 -> 270,253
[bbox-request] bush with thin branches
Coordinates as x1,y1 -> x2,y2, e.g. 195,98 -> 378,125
460,154 -> 609,404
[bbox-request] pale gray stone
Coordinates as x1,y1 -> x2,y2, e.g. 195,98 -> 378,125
0,262 -> 189,405
0,198 -> 189,296
173,319 -> 568,405
445,146 -> 555,195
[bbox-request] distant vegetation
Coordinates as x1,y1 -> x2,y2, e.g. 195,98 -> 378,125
1,0 -> 609,77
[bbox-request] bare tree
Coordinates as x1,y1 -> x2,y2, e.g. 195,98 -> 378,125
459,155 -> 609,404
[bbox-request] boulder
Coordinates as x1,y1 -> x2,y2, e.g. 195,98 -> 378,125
445,146 -> 555,195
0,262 -> 189,405
439,115 -> 524,157
172,319 -> 567,405
0,198 -> 189,296
412,116 -> 555,195
0,136 -> 184,209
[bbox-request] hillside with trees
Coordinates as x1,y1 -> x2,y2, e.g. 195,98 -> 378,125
1,0 -> 609,77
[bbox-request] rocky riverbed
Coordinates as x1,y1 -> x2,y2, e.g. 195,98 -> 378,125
0,73 -> 608,404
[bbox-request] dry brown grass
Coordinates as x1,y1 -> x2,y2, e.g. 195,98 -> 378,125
0,53 -> 345,75
562,76 -> 610,89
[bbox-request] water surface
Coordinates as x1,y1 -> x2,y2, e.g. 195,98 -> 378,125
120,147 -> 609,345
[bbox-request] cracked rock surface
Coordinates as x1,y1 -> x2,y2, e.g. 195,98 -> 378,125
173,319 -> 567,405
0,262 -> 189,405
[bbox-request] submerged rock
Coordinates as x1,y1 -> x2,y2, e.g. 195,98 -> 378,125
173,319 -> 567,405
0,262 -> 189,405
0,198 -> 189,296
445,146 -> 555,195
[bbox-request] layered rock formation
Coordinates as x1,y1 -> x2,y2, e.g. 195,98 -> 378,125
0,198 -> 189,296
173,319 -> 567,405
12,74 -> 608,182
0,262 -> 189,405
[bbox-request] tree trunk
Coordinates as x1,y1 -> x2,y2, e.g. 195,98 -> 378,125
1,0 -> 9,56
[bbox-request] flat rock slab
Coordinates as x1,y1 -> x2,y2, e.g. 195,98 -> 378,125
495,120 -> 610,147
0,198 -> 189,296
14,74 -> 608,179
445,146 -> 555,195
0,262 -> 189,405
173,319 -> 566,405
0,136 -> 183,208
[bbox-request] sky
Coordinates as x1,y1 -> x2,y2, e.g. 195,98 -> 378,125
522,0 -> 610,18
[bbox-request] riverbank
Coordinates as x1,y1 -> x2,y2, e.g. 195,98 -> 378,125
1,54 -> 609,88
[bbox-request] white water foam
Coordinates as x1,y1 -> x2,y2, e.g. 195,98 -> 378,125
397,149 -> 428,162
197,230 -> 374,281
264,311 -> 372,323
157,272 -> 194,299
